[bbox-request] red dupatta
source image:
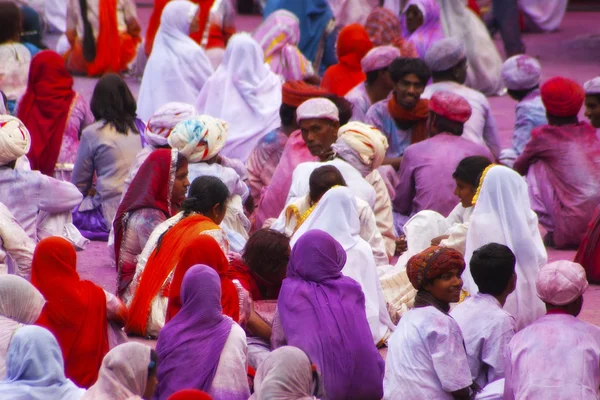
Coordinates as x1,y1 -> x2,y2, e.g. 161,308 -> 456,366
18,51 -> 75,176
166,235 -> 240,322
87,0 -> 121,76
32,237 -> 109,388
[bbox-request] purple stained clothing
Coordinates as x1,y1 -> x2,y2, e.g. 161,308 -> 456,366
365,96 -> 413,158
514,122 -> 600,249
246,128 -> 288,202
155,265 -> 233,400
346,82 -> 371,122
393,133 -> 492,223
401,0 -> 445,58
277,230 -> 385,400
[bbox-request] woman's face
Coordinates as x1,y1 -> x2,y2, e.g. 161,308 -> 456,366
454,179 -> 476,208
424,268 -> 463,304
405,5 -> 424,34
170,162 -> 190,213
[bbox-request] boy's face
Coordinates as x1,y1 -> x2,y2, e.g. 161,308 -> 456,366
424,268 -> 463,304
584,95 -> 600,129
454,178 -> 476,208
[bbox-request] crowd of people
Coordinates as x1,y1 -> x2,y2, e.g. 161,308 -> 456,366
0,0 -> 599,399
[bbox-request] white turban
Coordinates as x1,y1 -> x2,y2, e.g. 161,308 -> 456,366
0,115 -> 31,166
168,115 -> 228,163
424,37 -> 467,72
0,275 -> 45,324
501,55 -> 542,91
331,121 -> 389,176
536,261 -> 588,306
296,98 -> 339,124
583,77 -> 600,95
145,102 -> 197,147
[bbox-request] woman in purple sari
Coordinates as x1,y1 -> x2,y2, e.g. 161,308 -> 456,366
401,0 -> 445,58
275,229 -> 385,400
154,265 -> 250,400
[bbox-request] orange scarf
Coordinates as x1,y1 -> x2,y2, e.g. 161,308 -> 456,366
387,95 -> 430,144
126,214 -> 221,336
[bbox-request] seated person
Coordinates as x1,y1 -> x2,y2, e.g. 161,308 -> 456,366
423,38 -> 500,158
366,57 -> 431,169
384,246 -> 475,400
504,261 -> 600,399
499,55 -> 547,167
0,203 -> 34,278
584,77 -> 600,130
514,77 -> 600,249
19,5 -> 48,56
451,243 -> 517,399
393,91 -> 492,232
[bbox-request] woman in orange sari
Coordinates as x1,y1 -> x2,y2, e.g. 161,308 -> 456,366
64,0 -> 142,76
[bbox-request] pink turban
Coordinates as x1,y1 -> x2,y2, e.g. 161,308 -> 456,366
540,77 -> 584,117
501,55 -> 542,91
296,98 -> 339,123
429,91 -> 472,123
536,261 -> 588,306
360,45 -> 401,73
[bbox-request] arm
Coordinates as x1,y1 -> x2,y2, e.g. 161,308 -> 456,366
123,0 -> 141,37
482,319 -> 516,383
482,107 -> 501,159
71,130 -> 95,196
0,205 -> 34,280
512,132 -> 539,175
382,157 -> 402,170
39,175 -> 83,213
246,310 -> 272,341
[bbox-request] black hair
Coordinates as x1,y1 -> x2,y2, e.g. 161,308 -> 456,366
242,229 -> 290,283
470,243 -> 516,296
432,114 -> 464,136
19,5 -> 46,49
366,67 -> 387,86
389,57 -> 431,85
507,85 -> 538,102
90,74 -> 139,135
326,95 -> 353,125
279,103 -> 296,127
148,349 -> 158,378
586,93 -> 600,104
175,152 -> 188,170
452,156 -> 492,188
181,175 -> 229,217
0,2 -> 20,44
309,165 -> 347,203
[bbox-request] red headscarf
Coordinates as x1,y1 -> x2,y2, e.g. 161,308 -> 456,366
18,51 -> 75,176
113,149 -> 178,296
321,24 -> 373,96
168,389 -> 213,400
166,235 -> 239,322
32,237 -> 109,388
541,77 -> 585,118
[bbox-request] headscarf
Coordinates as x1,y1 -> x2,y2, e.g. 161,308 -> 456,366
365,7 -> 418,57
360,45 -> 401,73
156,265 -> 233,399
0,115 -> 31,166
332,122 -> 389,177
584,77 -> 600,95
250,346 -> 317,400
196,33 -> 282,162
82,342 -> 152,400
296,98 -> 339,123
145,102 -> 198,147
17,50 -> 75,176
168,115 -> 228,163
0,326 -> 85,400
169,389 -> 213,400
540,76 -> 585,117
253,10 -> 315,81
137,0 -> 214,121
401,0 -> 445,58
126,215 -> 221,337
166,235 -> 239,323
429,91 -> 472,123
86,0 -> 126,76
501,55 -> 542,91
406,246 -> 466,290
536,261 -> 589,306
424,36 -> 467,72
282,80 -> 331,107
321,24 -> 373,96
278,230 -> 385,400
32,237 -> 109,388
113,149 -> 179,296
387,95 -> 430,144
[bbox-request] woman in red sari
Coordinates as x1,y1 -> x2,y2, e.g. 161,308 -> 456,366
32,237 -> 127,388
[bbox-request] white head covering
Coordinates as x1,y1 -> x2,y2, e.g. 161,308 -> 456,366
0,275 -> 45,324
331,122 -> 389,176
83,342 -> 151,400
137,0 -> 214,121
196,33 -> 282,162
464,165 -> 547,330
145,102 -> 197,147
360,45 -> 402,73
0,326 -> 85,400
536,261 -> 588,306
168,115 -> 229,163
424,37 -> 467,72
296,98 -> 339,124
0,115 -> 31,166
501,55 -> 542,91
584,77 -> 600,95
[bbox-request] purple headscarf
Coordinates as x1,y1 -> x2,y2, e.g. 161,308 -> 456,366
277,230 -> 385,400
155,265 -> 232,400
401,0 -> 445,58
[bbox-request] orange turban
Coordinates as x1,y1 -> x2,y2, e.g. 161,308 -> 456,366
541,77 -> 585,117
407,246 -> 466,290
281,80 -> 331,108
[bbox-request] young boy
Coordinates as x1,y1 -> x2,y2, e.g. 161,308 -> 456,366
504,261 -> 600,399
451,243 -> 517,398
384,246 -> 475,400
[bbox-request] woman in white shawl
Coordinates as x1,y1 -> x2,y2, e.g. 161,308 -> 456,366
196,33 -> 282,162
290,186 -> 395,346
137,0 -> 214,121
464,165 -> 546,331
0,275 -> 46,379
0,325 -> 85,399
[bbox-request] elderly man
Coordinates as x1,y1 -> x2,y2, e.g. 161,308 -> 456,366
504,261 -> 600,400
393,91 -> 492,232
346,45 -> 401,123
423,38 -> 500,159
499,55 -> 547,167
584,77 -> 600,131
514,77 -> 600,249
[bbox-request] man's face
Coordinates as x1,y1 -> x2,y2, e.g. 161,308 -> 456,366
454,58 -> 468,85
394,73 -> 425,110
584,95 -> 600,129
299,118 -> 340,160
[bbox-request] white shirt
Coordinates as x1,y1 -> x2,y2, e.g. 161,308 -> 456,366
384,306 -> 473,399
440,203 -> 473,255
0,203 -> 34,278
451,293 -> 516,388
